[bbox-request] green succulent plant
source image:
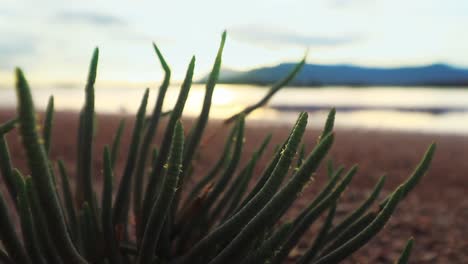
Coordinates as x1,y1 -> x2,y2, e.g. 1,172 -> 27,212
0,32 -> 434,264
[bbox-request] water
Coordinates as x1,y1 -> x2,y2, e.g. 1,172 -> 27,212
2,84 -> 468,134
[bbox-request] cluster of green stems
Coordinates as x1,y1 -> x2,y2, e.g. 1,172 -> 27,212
0,32 -> 434,263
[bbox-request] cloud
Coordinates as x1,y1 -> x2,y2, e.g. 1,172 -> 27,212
0,38 -> 36,69
53,10 -> 125,26
329,0 -> 372,8
229,25 -> 359,47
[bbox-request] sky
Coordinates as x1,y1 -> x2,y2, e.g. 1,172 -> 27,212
0,0 -> 467,86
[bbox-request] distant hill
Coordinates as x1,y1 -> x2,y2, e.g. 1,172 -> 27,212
200,63 -> 468,86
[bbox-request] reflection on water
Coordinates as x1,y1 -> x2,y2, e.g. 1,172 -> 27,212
1,84 -> 468,134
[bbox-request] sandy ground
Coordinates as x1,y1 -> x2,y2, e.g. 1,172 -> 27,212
1,109 -> 467,263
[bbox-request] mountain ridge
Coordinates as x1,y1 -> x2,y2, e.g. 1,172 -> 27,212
200,63 -> 468,87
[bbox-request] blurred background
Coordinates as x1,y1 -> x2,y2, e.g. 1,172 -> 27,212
1,0 -> 468,133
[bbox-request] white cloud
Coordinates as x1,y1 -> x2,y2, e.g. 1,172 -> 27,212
230,25 -> 360,48
53,10 -> 126,26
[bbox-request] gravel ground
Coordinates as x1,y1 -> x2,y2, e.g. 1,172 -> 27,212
1,109 -> 467,263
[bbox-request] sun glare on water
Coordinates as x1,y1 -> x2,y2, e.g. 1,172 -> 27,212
212,86 -> 235,105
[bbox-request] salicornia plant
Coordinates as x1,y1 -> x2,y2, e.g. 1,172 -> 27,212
0,31 -> 434,264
